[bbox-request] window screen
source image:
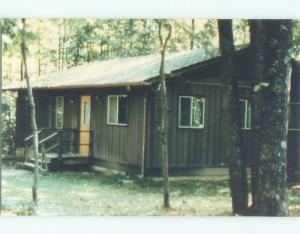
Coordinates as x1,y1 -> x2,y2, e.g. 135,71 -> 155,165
179,96 -> 205,128
107,95 -> 128,125
51,96 -> 64,129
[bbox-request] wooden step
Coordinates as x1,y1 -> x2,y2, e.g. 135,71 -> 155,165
18,162 -> 35,171
19,153 -> 90,172
17,162 -> 47,173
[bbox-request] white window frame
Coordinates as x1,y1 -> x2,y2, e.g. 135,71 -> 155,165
107,95 -> 128,126
239,99 -> 251,130
178,96 -> 205,129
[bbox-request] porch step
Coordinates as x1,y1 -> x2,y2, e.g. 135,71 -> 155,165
17,162 -> 47,173
21,148 -> 91,172
49,156 -> 90,171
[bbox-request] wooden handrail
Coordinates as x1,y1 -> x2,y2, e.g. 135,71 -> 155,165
24,129 -> 42,142
45,143 -> 59,153
40,128 -> 92,133
24,128 -> 94,158
38,132 -> 58,145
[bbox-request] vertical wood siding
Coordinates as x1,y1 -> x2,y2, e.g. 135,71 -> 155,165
91,91 -> 146,167
147,81 -> 252,169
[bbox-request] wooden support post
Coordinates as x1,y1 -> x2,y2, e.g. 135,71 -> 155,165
89,131 -> 94,159
140,96 -> 147,178
24,145 -> 29,162
74,129 -> 78,153
58,131 -> 63,168
41,144 -> 47,171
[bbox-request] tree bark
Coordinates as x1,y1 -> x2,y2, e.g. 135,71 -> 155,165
58,23 -> 62,70
157,20 -> 172,209
20,59 -> 24,81
62,19 -> 67,69
190,19 -> 195,50
249,20 -> 265,212
218,19 -> 248,215
38,47 -> 41,76
20,18 -> 39,205
255,20 -> 292,216
0,19 -> 3,214
287,60 -> 300,184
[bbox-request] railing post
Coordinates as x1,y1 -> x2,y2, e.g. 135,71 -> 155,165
41,143 -> 48,171
90,131 -> 94,159
74,129 -> 78,153
58,131 -> 63,168
24,144 -> 29,162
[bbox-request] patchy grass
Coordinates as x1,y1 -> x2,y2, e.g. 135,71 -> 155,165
1,166 -> 299,216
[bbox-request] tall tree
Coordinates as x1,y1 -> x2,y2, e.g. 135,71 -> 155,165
20,18 -> 39,205
248,20 -> 265,212
253,20 -> 293,216
0,19 -> 3,214
190,19 -> 195,50
157,20 -> 172,209
218,20 -> 248,215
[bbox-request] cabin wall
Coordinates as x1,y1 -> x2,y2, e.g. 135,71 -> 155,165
34,91 -> 80,131
15,87 -> 147,169
15,90 -> 80,147
91,90 -> 147,168
146,80 -> 252,170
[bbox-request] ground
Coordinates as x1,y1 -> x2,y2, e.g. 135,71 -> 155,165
1,166 -> 300,216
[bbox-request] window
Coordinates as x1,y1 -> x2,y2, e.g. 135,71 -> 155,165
107,95 -> 128,125
51,96 -> 64,129
179,96 -> 205,128
82,101 -> 90,125
239,99 -> 251,129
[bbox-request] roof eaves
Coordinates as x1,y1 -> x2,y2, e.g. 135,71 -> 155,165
3,80 -> 150,91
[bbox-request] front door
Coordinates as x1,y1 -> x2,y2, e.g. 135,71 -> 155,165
80,95 -> 91,156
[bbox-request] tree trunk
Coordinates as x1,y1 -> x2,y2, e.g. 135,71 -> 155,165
75,43 -> 80,66
287,60 -> 300,184
218,20 -> 248,215
20,18 -> 39,205
62,19 -> 67,69
157,20 -> 172,209
249,20 -> 265,212
58,23 -> 62,70
255,20 -> 292,216
0,19 -> 3,214
107,37 -> 110,59
38,46 -> 41,76
20,59 -> 24,81
190,19 -> 195,50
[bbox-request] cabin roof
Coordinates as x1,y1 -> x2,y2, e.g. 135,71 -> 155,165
4,46 -> 223,90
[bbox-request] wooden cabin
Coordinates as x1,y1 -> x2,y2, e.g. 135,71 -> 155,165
4,47 -> 300,179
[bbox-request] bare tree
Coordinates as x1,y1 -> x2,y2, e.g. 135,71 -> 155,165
190,19 -> 195,50
157,20 -> 172,208
20,18 -> 39,205
218,20 -> 248,215
0,19 -> 3,214
248,20 -> 265,212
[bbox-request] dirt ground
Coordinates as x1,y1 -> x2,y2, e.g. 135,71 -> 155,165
1,166 -> 300,216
